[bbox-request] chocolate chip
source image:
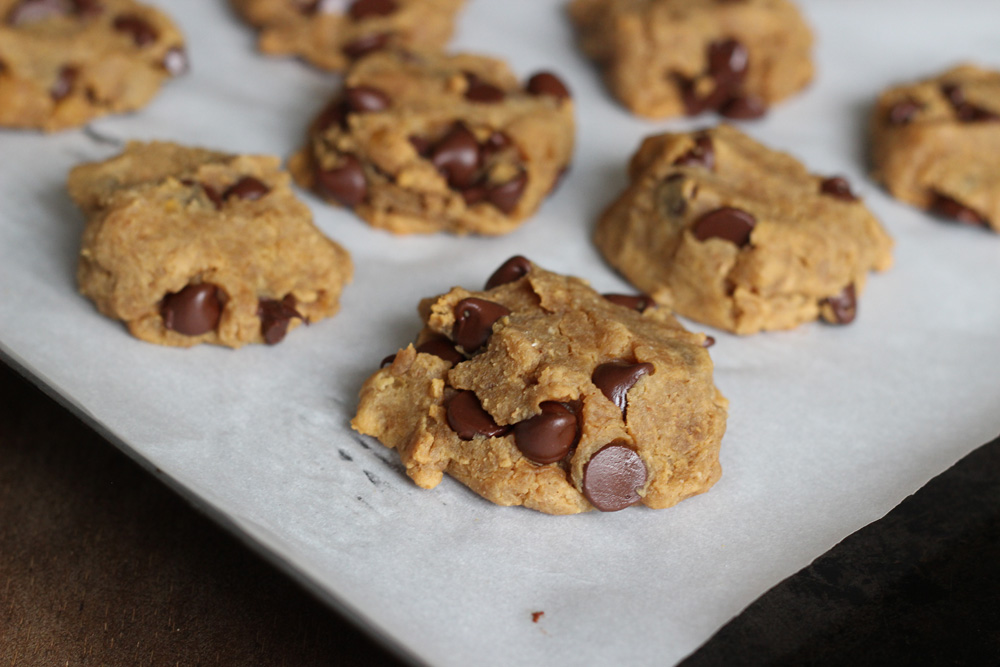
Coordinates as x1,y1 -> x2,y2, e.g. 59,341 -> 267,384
6,0 -> 70,25
380,354 -> 396,367
349,0 -> 397,20
201,183 -> 223,209
692,207 -> 756,247
416,337 -> 464,365
71,0 -> 101,15
703,335 -> 716,348
452,297 -> 510,352
583,443 -> 647,512
113,14 -> 158,47
460,185 -> 488,206
50,66 -> 78,102
487,171 -> 528,214
315,155 -> 367,207
344,85 -> 390,113
514,402 -> 578,464
342,32 -> 390,59
720,93 -> 766,119
481,131 -> 512,158
930,192 -> 987,226
465,79 -> 506,104
602,293 -> 655,313
821,284 -> 856,325
673,135 -> 715,169
675,75 -> 706,116
224,176 -> 270,201
592,361 -> 654,417
820,176 -> 858,202
446,390 -> 509,440
162,46 -> 189,76
485,255 -> 531,289
941,83 -> 965,106
258,295 -> 302,345
887,98 -> 921,125
707,38 -> 748,88
161,283 -> 222,336
526,72 -> 571,101
408,135 -> 431,156
431,124 -> 481,189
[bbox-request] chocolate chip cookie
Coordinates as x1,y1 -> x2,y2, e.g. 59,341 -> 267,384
871,64 -> 1000,231
289,50 -> 575,235
568,0 -> 813,119
230,0 -> 464,72
70,142 -> 353,348
351,257 -> 726,514
594,125 -> 893,334
0,0 -> 188,131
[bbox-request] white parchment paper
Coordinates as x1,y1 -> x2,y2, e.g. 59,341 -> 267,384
2,1 -> 1000,664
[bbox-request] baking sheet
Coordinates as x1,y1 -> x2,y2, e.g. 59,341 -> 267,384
2,1 -> 1000,665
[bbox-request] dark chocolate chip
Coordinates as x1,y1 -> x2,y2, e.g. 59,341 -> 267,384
112,14 -> 158,47
201,183 -> 223,209
162,46 -> 189,76
224,176 -> 270,201
675,75 -> 706,116
887,98 -> 921,126
955,102 -> 999,123
673,135 -> 715,170
415,337 -> 464,365
6,0 -> 70,25
71,0 -> 101,15
342,32 -> 390,59
481,131 -> 512,158
692,207 -> 756,247
526,71 -> 571,101
707,38 -> 748,88
465,80 -> 506,104
941,83 -> 965,106
822,284 -> 856,325
315,155 -> 367,207
452,297 -> 510,352
514,402 -> 578,464
446,390 -> 508,440
720,93 -> 766,119
703,335 -> 716,348
485,255 -> 531,289
50,66 -> 78,102
460,185 -> 488,206
602,293 -> 655,313
431,124 -> 481,189
408,135 -> 431,156
380,354 -> 396,367
592,361 -> 654,417
258,295 -> 302,345
930,192 -> 987,226
349,0 -> 397,20
820,176 -> 858,202
487,171 -> 528,214
314,102 -> 346,134
344,85 -> 390,113
161,283 -> 222,336
583,443 -> 647,512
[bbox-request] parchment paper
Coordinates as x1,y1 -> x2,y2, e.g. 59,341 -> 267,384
2,1 -> 1000,665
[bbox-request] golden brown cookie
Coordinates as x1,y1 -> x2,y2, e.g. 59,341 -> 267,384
289,50 -> 575,235
352,257 -> 727,515
871,64 -> 1000,231
70,141 -> 353,348
594,124 -> 893,334
0,0 -> 187,131
230,0 -> 464,72
568,0 -> 813,119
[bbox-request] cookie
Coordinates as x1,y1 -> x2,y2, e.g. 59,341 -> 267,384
289,50 -> 575,235
594,124 -> 893,334
351,257 -> 727,515
69,141 -> 353,348
567,0 -> 813,119
871,64 -> 1000,231
0,0 -> 188,131
230,0 -> 464,72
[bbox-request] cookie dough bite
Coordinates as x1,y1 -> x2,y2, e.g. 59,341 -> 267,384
594,124 -> 893,335
567,0 -> 813,119
289,50 -> 575,235
69,142 -> 353,348
352,257 -> 727,515
871,64 -> 1000,231
230,0 -> 464,71
0,0 -> 188,131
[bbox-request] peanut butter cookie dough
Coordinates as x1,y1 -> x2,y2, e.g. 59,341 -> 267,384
871,64 -> 1000,231
568,0 -> 813,119
0,0 -> 188,131
594,125 -> 893,334
289,50 -> 575,235
352,257 -> 727,515
230,0 -> 464,72
70,142 -> 353,348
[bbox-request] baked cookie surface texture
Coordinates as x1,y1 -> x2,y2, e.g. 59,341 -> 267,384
594,124 -> 893,334
70,142 -> 353,348
0,0 -> 188,131
230,0 -> 464,72
871,64 -> 1000,231
568,0 -> 813,119
352,257 -> 727,515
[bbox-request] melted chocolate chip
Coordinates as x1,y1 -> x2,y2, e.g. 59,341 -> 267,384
316,155 -> 367,207
314,100 -> 346,133
481,131 -> 512,158
602,293 -> 655,313
408,135 -> 432,156
452,297 -> 510,352
720,93 -> 766,119
485,255 -> 531,289
820,176 -> 858,202
201,183 -> 223,209
6,0 -> 69,25
50,66 -> 78,102
380,353 -> 396,367
692,207 -> 756,247
941,83 -> 965,106
488,171 -> 528,214
431,124 -> 481,189
707,38 -> 748,88
460,185 -> 488,206
446,390 -> 508,440
514,402 -> 578,464
112,14 -> 158,46
342,32 -> 390,59
224,177 -> 270,201
703,335 -> 716,348
344,85 -> 390,113
349,0 -> 397,20
592,361 -> 654,417
72,0 -> 101,15
162,46 -> 189,76
258,295 -> 302,345
161,283 -> 222,336
416,337 -> 464,365
887,98 -> 921,125
941,83 -> 998,122
583,443 -> 647,512
822,284 -> 856,325
675,75 -> 706,116
465,76 -> 506,104
526,72 -> 571,101
673,135 -> 715,169
930,192 -> 987,226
